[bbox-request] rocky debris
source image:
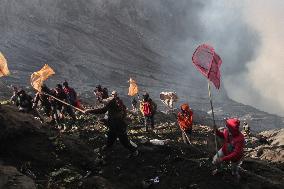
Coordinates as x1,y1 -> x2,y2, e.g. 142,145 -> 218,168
260,129 -> 284,146
0,104 -> 284,188
244,129 -> 284,164
0,165 -> 36,189
80,176 -> 115,189
0,104 -> 42,140
0,105 -> 97,189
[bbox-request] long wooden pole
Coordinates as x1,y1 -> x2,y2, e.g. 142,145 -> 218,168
42,92 -> 85,113
182,130 -> 192,145
207,81 -> 218,153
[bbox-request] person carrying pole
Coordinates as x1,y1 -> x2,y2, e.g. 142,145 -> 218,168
33,84 -> 57,123
212,118 -> 244,181
177,103 -> 193,144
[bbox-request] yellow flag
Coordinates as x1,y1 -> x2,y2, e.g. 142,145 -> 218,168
31,64 -> 55,91
0,52 -> 10,77
128,78 -> 139,96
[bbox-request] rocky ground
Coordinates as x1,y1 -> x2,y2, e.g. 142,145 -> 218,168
0,104 -> 283,189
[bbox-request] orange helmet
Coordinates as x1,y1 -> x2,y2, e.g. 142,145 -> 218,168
181,103 -> 190,111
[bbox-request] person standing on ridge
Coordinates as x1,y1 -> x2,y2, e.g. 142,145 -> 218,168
140,92 -> 157,132
177,103 -> 193,144
63,81 -> 78,106
131,97 -> 138,112
55,84 -> 76,124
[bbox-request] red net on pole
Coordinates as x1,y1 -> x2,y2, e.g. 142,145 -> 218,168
192,44 -> 222,89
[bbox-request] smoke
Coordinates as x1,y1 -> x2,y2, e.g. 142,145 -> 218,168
211,0 -> 284,116
170,0 -> 284,116
238,0 -> 284,116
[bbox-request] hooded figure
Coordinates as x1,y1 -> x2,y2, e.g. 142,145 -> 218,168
212,118 -> 244,180
177,103 -> 193,144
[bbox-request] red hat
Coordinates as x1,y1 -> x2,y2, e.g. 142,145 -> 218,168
226,118 -> 240,135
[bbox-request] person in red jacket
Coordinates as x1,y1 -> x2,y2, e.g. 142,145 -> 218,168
177,103 -> 193,144
212,118 -> 244,180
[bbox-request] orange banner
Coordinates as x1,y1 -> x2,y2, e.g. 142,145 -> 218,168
0,52 -> 10,77
31,64 -> 55,91
128,78 -> 139,96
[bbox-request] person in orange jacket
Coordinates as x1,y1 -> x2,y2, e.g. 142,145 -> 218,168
177,103 -> 193,144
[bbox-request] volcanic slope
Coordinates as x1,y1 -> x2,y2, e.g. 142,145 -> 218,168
0,104 -> 283,189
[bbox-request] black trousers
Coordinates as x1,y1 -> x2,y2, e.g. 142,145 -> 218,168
106,120 -> 136,152
144,115 -> 154,130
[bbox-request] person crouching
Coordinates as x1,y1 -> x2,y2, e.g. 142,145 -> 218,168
212,118 -> 244,181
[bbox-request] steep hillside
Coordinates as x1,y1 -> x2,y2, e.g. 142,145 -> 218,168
0,0 -> 283,131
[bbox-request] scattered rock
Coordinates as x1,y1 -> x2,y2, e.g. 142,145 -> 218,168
0,165 -> 36,189
80,176 -> 115,189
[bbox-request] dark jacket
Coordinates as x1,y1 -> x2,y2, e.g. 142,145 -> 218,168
34,92 -> 50,107
16,93 -> 33,112
89,97 -> 126,120
87,97 -> 127,132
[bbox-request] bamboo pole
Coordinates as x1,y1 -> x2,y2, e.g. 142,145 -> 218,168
42,92 -> 85,113
207,81 -> 218,153
182,130 -> 192,145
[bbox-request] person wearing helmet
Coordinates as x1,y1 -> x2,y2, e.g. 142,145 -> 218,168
212,118 -> 244,181
84,90 -> 138,157
177,103 -> 193,144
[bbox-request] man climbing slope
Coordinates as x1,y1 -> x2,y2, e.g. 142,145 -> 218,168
84,91 -> 138,157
